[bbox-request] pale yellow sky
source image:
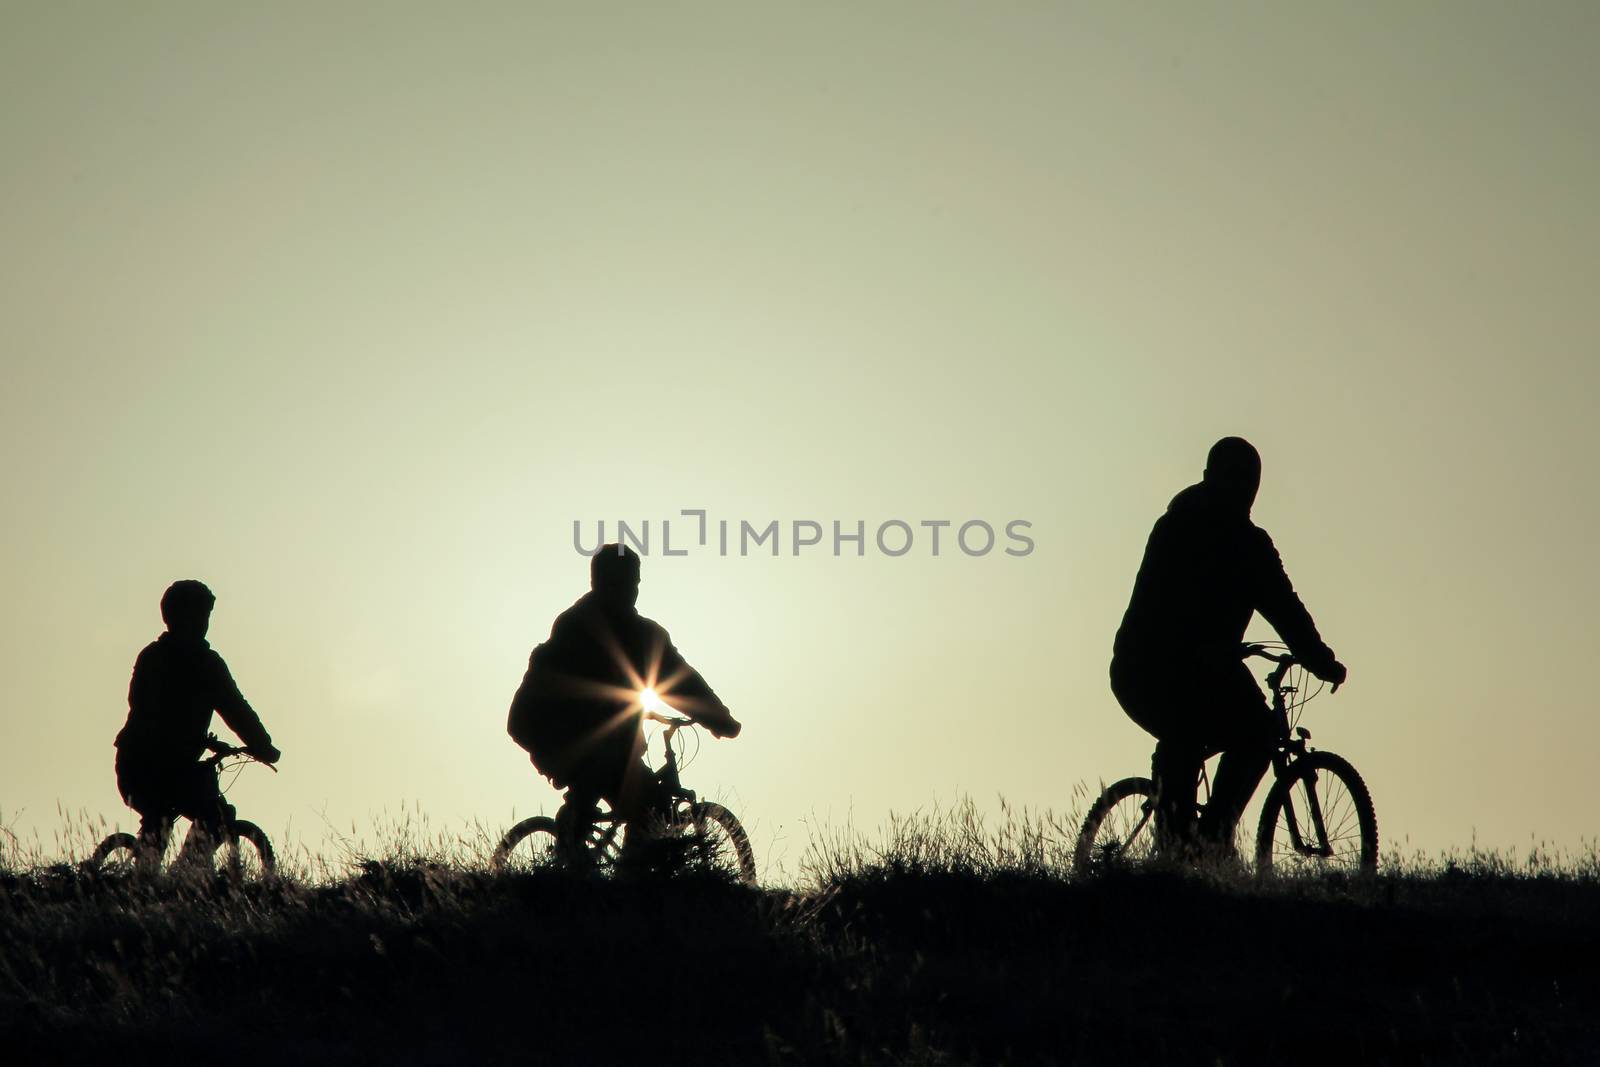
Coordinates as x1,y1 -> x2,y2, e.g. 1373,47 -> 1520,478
3,2 -> 1597,875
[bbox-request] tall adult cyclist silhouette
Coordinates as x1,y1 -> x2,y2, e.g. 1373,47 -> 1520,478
507,544 -> 740,843
114,580 -> 282,870
1111,437 -> 1347,859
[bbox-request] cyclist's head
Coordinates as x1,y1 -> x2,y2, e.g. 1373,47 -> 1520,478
160,579 -> 216,639
590,544 -> 641,609
1203,436 -> 1261,511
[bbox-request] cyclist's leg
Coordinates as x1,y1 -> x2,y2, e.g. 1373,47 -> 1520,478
612,757 -> 673,837
117,753 -> 177,873
588,709 -> 669,834
557,736 -> 661,862
1150,737 -> 1205,854
556,784 -> 603,841
172,762 -> 230,871
1112,656 -> 1202,855
134,811 -> 174,874
1195,663 -> 1277,852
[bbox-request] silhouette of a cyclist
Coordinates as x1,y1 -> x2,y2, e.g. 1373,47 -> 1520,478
1111,438 -> 1347,859
114,580 -> 282,868
508,545 -> 740,844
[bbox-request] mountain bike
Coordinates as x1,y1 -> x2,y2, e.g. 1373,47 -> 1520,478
493,710 -> 756,884
1076,643 -> 1378,875
83,735 -> 277,880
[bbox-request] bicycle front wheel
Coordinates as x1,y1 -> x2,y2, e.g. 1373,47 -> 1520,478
1075,777 -> 1157,874
1255,751 -> 1377,876
221,821 -> 276,881
687,802 -> 757,884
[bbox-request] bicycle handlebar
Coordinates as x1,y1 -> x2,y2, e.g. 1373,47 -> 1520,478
1241,643 -> 1342,693
203,734 -> 278,771
644,711 -> 695,728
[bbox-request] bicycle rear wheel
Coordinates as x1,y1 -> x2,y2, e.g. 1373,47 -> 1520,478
1075,777 -> 1157,874
82,832 -> 142,875
1254,751 -> 1377,876
221,821 -> 276,881
492,814 -> 623,872
492,816 -> 562,872
686,802 -> 756,884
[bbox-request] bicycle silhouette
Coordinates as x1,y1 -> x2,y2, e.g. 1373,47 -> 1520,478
84,735 -> 276,879
493,710 -> 756,883
1077,643 -> 1378,875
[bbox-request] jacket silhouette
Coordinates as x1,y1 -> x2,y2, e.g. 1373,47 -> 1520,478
1111,438 -> 1345,852
1113,487 -> 1337,674
114,580 -> 280,858
508,545 -> 738,826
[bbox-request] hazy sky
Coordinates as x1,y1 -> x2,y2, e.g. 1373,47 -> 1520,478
3,2 -> 1596,875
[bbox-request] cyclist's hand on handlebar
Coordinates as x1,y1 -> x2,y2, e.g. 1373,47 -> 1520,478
1318,660 -> 1348,692
708,714 -> 742,740
248,743 -> 282,765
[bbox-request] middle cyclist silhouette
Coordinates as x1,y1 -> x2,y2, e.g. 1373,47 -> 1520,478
508,544 -> 740,848
1111,437 -> 1347,861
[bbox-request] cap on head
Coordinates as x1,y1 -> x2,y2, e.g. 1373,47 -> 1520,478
160,579 -> 216,631
590,544 -> 642,603
1203,436 -> 1262,510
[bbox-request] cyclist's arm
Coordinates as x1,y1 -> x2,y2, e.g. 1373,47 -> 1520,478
208,651 -> 278,757
656,634 -> 740,737
1250,528 -> 1340,677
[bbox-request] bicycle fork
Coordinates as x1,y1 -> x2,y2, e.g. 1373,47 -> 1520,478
1280,765 -> 1335,858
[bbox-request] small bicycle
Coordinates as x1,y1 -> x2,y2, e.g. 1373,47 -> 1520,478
493,709 -> 756,884
83,735 -> 277,880
1076,643 -> 1378,875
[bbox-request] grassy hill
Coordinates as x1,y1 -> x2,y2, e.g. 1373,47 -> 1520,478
2,825 -> 1597,1065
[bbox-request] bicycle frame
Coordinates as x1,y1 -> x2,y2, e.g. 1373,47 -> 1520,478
555,712 -> 699,842
102,734 -> 274,874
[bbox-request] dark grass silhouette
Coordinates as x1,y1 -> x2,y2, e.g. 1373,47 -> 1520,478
3,825 -> 1598,1066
